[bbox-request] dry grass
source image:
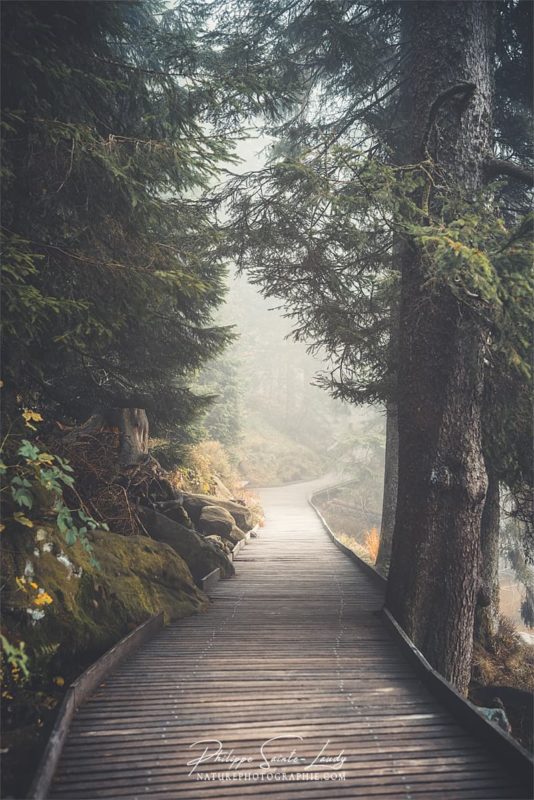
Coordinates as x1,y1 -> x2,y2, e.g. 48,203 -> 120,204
170,440 -> 265,526
470,616 -> 534,752
171,440 -> 242,495
364,527 -> 380,563
334,532 -> 374,566
472,616 -> 534,693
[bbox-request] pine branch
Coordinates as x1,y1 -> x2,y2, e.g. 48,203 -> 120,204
484,158 -> 534,187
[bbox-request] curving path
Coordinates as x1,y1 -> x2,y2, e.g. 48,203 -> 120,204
50,479 -> 525,799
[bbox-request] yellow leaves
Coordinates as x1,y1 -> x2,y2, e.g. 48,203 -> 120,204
22,409 -> 43,431
15,576 -> 53,606
35,453 -> 54,465
33,591 -> 53,607
53,676 -> 65,687
23,410 -> 43,423
13,512 -> 34,528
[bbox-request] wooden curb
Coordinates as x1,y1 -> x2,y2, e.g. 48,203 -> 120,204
28,612 -> 164,800
201,567 -> 221,592
309,484 -> 534,796
201,525 -> 257,589
383,608 -> 534,796
309,490 -> 387,589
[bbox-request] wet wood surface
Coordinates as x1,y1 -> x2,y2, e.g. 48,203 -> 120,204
50,479 -> 526,799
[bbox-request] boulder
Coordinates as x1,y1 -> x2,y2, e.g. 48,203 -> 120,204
212,475 -> 234,500
1,525 -> 208,658
152,499 -> 192,529
182,493 -> 254,532
229,525 -> 246,544
198,505 -> 234,538
139,507 -> 234,582
204,535 -> 232,555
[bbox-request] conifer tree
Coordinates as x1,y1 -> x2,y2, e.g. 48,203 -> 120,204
1,0 -> 234,436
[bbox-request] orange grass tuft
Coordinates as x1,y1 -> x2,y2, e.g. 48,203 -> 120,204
364,527 -> 380,563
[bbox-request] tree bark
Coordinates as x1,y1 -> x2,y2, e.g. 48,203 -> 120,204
376,400 -> 398,574
115,408 -> 149,466
67,407 -> 149,466
385,2 -> 495,694
474,468 -> 500,646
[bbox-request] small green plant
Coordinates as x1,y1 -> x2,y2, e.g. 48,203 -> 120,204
0,410 -> 106,564
0,634 -> 29,681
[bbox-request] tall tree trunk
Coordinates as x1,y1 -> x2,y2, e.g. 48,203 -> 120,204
385,2 -> 495,694
376,400 -> 398,574
474,468 -> 500,646
67,407 -> 149,466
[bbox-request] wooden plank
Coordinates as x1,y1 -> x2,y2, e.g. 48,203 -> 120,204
28,612 -> 164,800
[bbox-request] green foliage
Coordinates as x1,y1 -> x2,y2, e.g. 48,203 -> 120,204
411,202 -> 533,379
0,635 -> 29,681
196,356 -> 243,447
225,142 -> 533,401
0,411 -> 104,563
1,0 -> 234,431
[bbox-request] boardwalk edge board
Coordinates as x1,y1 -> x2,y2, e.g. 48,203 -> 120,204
310,483 -> 534,796
309,488 -> 387,589
201,567 -> 221,592
28,611 -> 165,800
382,607 -> 534,794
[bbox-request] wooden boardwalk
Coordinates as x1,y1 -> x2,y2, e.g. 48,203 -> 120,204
50,479 -> 526,799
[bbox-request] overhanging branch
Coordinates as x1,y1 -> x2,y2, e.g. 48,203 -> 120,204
485,158 -> 534,187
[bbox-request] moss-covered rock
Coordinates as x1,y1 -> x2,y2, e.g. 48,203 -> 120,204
198,505 -> 234,538
204,534 -> 232,555
1,525 -> 208,658
182,493 -> 254,532
1,524 -> 208,800
138,507 -> 234,581
229,525 -> 246,544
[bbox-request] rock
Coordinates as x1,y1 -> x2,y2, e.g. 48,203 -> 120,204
228,525 -> 246,544
152,499 -> 192,529
182,492 -> 254,532
1,525 -> 208,658
138,507 -> 234,582
212,475 -> 234,500
198,505 -> 234,538
479,706 -> 512,733
204,535 -> 232,555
